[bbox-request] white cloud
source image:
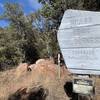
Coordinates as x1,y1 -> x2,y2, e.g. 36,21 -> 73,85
29,0 -> 38,5
28,0 -> 42,10
0,3 -> 4,9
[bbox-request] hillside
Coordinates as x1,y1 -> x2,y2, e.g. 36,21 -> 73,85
1,59 -> 100,100
0,59 -> 71,100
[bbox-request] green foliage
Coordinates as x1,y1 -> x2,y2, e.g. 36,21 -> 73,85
40,0 -> 65,27
0,28 -> 20,70
31,10 -> 59,58
83,0 -> 100,10
34,30 -> 58,58
3,3 -> 35,41
0,1 -> 100,70
0,3 -> 39,70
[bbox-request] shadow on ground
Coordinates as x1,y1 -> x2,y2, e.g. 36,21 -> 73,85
8,86 -> 48,100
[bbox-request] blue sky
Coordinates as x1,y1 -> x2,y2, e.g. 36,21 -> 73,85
0,0 -> 42,27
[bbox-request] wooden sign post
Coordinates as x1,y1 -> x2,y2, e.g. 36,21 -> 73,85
58,53 -> 61,79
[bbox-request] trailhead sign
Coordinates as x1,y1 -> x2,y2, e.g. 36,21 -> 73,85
58,9 -> 100,75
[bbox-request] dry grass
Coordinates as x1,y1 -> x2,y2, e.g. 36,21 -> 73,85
0,59 -> 70,100
1,59 -> 100,100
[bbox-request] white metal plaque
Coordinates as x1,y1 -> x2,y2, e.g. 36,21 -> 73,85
58,10 -> 100,75
73,78 -> 94,95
